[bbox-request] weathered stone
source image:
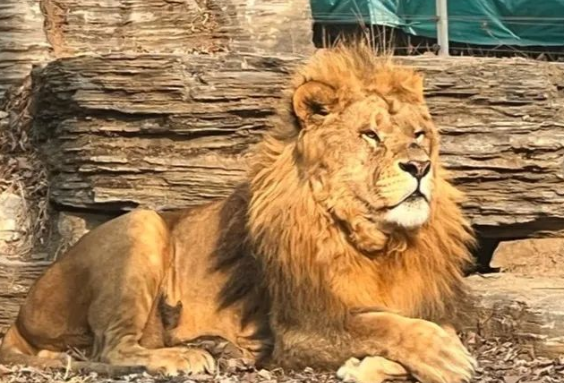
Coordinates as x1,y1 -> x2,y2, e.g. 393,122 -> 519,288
38,0 -> 232,58
0,192 -> 29,254
0,257 -> 51,334
31,53 -> 564,239
491,238 -> 564,277
56,212 -> 88,247
0,0 -> 51,101
0,0 -> 315,104
464,274 -> 564,357
231,0 -> 314,55
51,211 -> 113,259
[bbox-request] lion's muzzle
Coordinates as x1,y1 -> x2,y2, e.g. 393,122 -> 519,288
398,160 -> 430,180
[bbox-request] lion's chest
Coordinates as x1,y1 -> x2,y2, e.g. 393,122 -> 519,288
328,254 -> 432,317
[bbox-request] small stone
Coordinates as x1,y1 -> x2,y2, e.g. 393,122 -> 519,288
57,212 -> 89,246
257,369 -> 272,380
0,192 -> 29,252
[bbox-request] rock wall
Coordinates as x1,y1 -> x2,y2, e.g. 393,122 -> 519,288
31,53 -> 564,239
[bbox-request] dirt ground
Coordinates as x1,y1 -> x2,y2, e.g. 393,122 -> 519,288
1,333 -> 563,383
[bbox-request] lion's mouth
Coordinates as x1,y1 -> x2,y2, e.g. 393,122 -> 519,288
387,189 -> 428,210
355,188 -> 429,215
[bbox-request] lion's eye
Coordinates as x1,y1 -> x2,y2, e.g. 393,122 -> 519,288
415,130 -> 425,142
361,130 -> 381,145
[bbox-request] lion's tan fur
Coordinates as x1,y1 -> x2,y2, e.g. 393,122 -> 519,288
0,44 -> 476,382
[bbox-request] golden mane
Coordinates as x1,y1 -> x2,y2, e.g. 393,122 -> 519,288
248,44 -> 475,325
291,44 -> 425,106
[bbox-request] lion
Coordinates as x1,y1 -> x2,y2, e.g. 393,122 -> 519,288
0,44 -> 477,383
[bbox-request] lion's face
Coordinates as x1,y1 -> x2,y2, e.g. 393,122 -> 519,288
293,81 -> 439,232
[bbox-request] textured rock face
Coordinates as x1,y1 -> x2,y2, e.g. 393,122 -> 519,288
464,274 -> 564,357
491,238 -> 564,276
0,192 -> 29,254
0,0 -> 315,259
38,0 -> 231,57
0,0 -> 313,101
0,0 -> 52,101
231,0 -> 314,55
31,53 -> 564,239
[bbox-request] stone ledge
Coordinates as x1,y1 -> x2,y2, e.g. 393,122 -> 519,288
465,274 -> 564,357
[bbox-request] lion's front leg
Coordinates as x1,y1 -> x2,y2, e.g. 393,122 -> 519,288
345,312 -> 476,383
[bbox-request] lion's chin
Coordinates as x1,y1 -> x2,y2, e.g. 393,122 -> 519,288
383,197 -> 430,229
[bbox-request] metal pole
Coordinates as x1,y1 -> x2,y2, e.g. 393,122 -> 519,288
436,0 -> 449,56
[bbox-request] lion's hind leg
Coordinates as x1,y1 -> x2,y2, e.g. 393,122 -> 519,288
86,210 -> 215,376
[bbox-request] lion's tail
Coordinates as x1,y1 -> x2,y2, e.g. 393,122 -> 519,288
0,326 -> 144,377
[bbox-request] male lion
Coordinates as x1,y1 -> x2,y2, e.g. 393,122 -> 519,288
0,45 -> 476,383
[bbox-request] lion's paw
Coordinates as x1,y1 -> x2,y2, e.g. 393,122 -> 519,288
337,356 -> 408,383
147,347 -> 216,376
401,321 -> 477,383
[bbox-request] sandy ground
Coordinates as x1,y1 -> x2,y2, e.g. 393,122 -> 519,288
1,334 -> 563,383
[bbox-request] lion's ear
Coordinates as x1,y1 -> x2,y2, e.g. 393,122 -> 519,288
292,81 -> 336,126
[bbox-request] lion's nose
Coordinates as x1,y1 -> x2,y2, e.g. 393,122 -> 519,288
399,160 -> 431,179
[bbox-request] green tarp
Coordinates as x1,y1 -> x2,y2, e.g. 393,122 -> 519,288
311,0 -> 564,46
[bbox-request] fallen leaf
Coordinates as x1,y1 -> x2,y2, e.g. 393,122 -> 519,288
504,375 -> 522,383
